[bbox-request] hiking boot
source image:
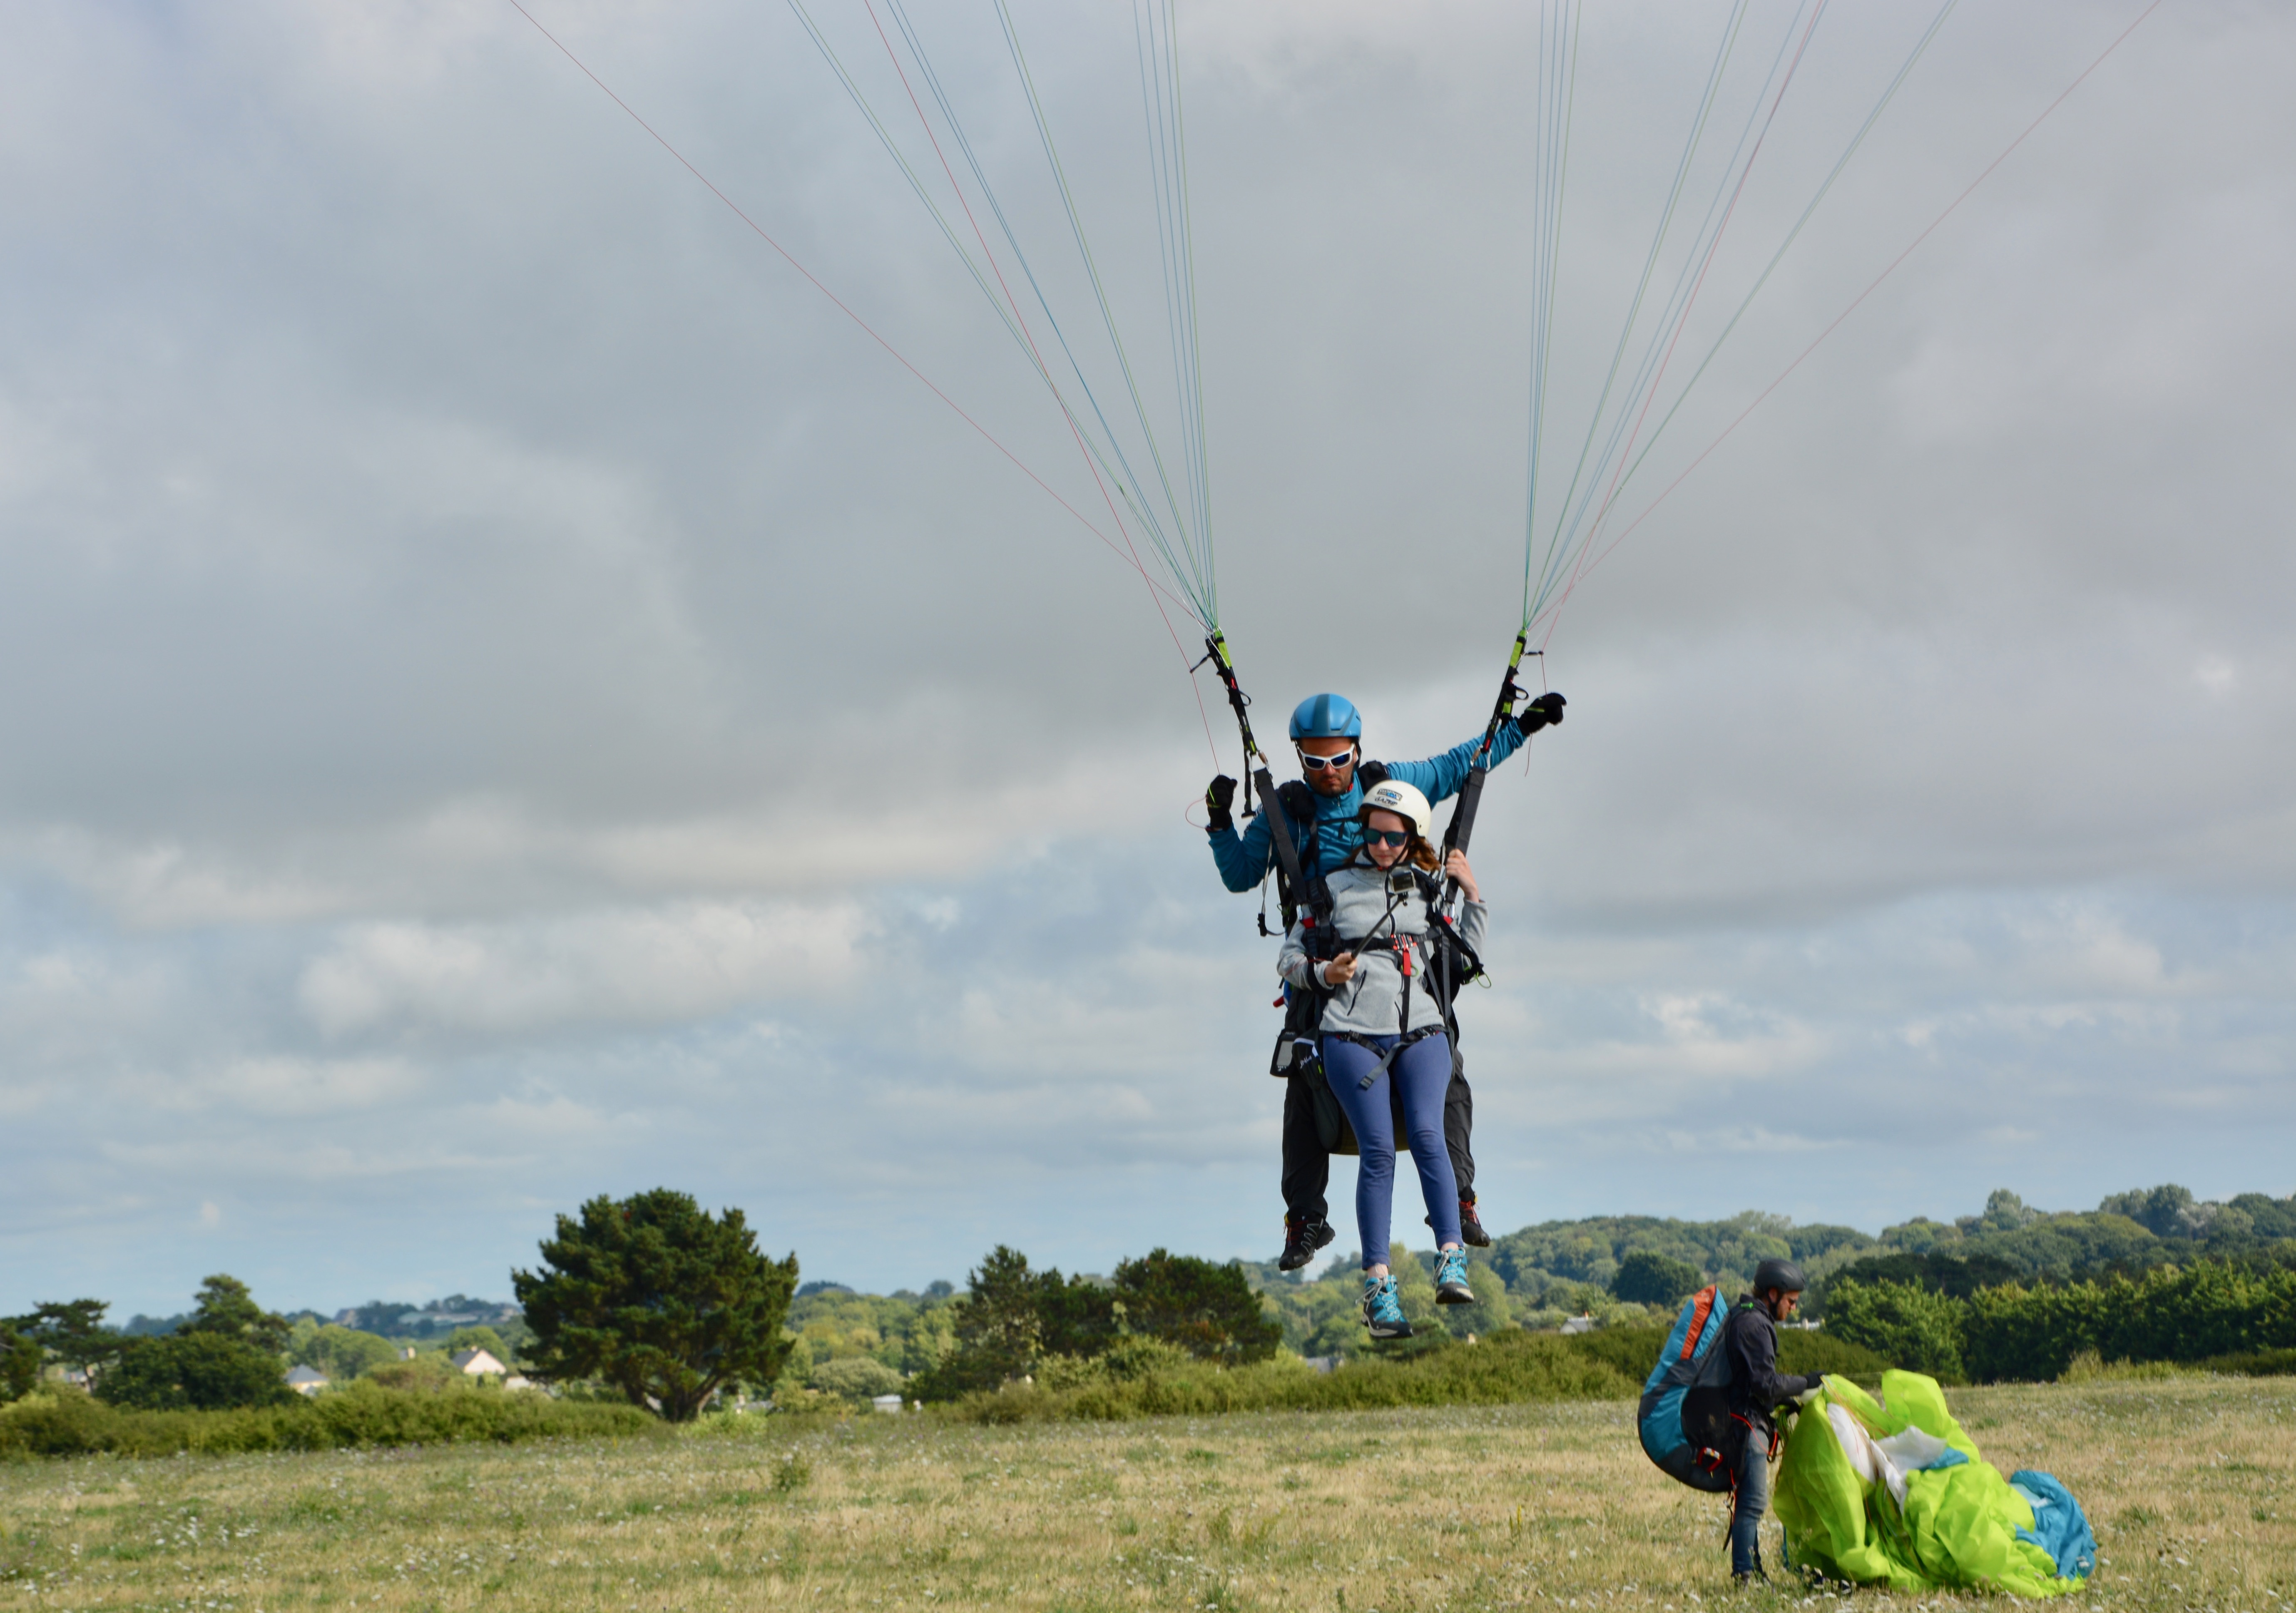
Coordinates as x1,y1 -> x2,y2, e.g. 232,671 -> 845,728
1278,1216 -> 1336,1272
1428,1198 -> 1493,1247
1434,1248 -> 1474,1305
1361,1274 -> 1412,1339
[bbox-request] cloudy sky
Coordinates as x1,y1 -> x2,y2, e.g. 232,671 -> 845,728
3,0 -> 2290,1320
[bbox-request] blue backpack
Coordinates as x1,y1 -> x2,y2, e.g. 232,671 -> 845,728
1638,1286 -> 1738,1492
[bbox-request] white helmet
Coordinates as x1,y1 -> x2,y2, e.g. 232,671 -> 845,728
1358,778 -> 1432,841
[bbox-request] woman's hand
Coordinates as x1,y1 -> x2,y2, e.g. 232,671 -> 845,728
1445,850 -> 1480,902
1321,952 -> 1358,987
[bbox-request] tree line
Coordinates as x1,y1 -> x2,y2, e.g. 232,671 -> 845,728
12,1181 -> 2293,1426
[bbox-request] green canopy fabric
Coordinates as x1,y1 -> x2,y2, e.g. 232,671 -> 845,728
1775,1370 -> 2085,1596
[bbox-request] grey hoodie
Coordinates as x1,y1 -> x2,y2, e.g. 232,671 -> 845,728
1276,862 -> 1488,1038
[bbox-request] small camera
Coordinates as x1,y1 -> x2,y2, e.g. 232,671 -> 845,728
1387,871 -> 1416,894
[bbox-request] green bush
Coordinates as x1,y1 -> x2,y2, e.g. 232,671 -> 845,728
1961,1260 -> 2296,1381
97,1332 -> 297,1411
942,1328 -> 1635,1422
1776,1330 -> 1890,1384
2194,1347 -> 2296,1378
1611,1251 -> 1702,1307
0,1381 -> 654,1458
1545,1317 -> 1886,1391
809,1356 -> 906,1403
1823,1280 -> 1968,1382
297,1324 -> 401,1382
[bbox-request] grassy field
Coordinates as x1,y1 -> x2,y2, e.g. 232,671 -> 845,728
2,1377 -> 2291,1612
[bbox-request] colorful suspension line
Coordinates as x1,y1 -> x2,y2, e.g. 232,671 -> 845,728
790,0 -> 1219,635
1515,0 -> 1960,644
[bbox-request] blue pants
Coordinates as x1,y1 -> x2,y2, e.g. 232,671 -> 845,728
1729,1426 -> 1773,1577
1321,1032 -> 1460,1268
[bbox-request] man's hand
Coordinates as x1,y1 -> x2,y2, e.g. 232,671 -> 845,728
1515,691 -> 1567,737
1205,774 -> 1237,833
1321,952 -> 1358,988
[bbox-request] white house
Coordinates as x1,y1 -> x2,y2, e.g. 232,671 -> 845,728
285,1365 -> 329,1395
449,1348 -> 507,1376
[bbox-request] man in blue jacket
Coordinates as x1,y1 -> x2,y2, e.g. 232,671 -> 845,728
1203,688 -> 1564,1270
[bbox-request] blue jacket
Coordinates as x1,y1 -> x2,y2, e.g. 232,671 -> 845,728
1206,724 -> 1527,891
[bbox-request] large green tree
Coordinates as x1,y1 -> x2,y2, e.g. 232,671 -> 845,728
512,1188 -> 798,1422
918,1245 -> 1052,1396
182,1275 -> 292,1353
3,1299 -> 118,1394
1108,1250 -> 1282,1364
88,1278 -> 295,1412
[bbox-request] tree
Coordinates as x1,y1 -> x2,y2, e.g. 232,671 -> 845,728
512,1188 -> 798,1422
299,1324 -> 400,1382
809,1356 -> 906,1403
1825,1278 -> 1968,1383
87,1278 -> 294,1412
5,1299 -> 118,1380
0,1325 -> 37,1403
1109,1250 -> 1282,1364
183,1275 -> 292,1354
1611,1250 -> 1703,1307
445,1325 -> 510,1362
98,1332 -> 296,1410
940,1245 -> 1054,1389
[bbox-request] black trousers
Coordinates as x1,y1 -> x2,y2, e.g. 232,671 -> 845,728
1281,1056 -> 1475,1225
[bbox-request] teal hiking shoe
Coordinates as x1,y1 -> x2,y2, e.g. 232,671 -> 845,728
1361,1274 -> 1412,1339
1434,1248 -> 1474,1305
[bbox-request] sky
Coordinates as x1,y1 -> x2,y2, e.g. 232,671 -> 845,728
2,0 -> 2291,1320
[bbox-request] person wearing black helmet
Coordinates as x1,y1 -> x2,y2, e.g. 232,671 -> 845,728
1202,689 -> 1566,1270
1721,1258 -> 1823,1583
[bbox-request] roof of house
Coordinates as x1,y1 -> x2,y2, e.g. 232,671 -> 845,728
284,1365 -> 329,1385
450,1348 -> 506,1374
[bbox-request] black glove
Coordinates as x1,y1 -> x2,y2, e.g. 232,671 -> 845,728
1514,691 -> 1567,737
1205,774 -> 1237,833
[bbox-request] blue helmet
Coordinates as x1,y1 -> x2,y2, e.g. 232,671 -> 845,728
1289,693 -> 1362,742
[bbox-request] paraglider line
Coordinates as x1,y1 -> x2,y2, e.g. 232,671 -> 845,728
504,0 -> 1218,760
1564,0 -> 1830,607
1534,0 -> 2164,646
501,4 -> 1173,610
856,0 -> 1216,758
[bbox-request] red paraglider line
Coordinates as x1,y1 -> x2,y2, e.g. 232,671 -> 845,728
1535,0 -> 2165,649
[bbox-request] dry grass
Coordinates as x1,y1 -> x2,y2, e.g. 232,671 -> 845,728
1,1377 -> 2291,1611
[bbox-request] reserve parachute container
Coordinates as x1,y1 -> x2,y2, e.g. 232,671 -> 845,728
1637,1285 -> 1735,1493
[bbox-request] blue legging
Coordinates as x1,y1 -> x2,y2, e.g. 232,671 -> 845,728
1321,1032 -> 1460,1268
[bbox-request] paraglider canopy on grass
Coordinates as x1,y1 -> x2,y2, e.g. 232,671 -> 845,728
1777,1369 -> 2096,1596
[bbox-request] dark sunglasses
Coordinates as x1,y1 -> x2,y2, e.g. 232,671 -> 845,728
1364,828 -> 1413,849
1297,748 -> 1357,773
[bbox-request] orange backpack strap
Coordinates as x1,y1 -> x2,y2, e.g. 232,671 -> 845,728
1680,1286 -> 1718,1361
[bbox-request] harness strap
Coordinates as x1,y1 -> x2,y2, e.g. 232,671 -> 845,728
1323,1026 -> 1444,1090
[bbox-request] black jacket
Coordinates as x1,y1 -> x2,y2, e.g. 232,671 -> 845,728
1722,1296 -> 1819,1437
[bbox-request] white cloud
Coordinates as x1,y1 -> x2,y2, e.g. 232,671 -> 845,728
298,898 -> 872,1038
